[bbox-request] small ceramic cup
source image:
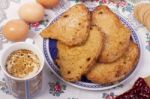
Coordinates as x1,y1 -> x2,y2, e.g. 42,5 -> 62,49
0,39 -> 44,99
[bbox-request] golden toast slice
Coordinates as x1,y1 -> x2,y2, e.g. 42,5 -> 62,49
92,5 -> 131,63
86,42 -> 140,84
40,4 -> 90,46
56,25 -> 104,82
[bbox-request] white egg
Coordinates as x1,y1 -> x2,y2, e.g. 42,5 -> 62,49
19,2 -> 45,23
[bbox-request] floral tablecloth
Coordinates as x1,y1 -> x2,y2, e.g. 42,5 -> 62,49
0,0 -> 150,99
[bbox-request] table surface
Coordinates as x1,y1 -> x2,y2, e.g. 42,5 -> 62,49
0,0 -> 150,99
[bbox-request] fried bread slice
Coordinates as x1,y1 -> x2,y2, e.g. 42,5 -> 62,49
40,4 -> 90,46
56,25 -> 104,82
138,4 -> 150,23
86,42 -> 140,84
92,5 -> 131,63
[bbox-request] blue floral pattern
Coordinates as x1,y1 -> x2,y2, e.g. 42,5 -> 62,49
0,78 -> 11,95
0,0 -> 21,22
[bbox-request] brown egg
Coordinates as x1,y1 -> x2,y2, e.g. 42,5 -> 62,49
2,19 -> 29,41
37,0 -> 60,8
19,2 -> 44,23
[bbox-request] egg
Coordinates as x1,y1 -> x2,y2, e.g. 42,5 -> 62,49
19,2 -> 44,23
2,19 -> 29,41
37,0 -> 60,8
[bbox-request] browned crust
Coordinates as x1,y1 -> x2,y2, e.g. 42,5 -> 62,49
40,4 -> 91,46
138,4 -> 150,23
56,25 -> 104,82
92,5 -> 131,63
83,25 -> 105,75
86,42 -> 140,84
92,5 -> 121,26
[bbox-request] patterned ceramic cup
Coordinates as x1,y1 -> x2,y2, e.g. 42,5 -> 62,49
0,39 -> 44,99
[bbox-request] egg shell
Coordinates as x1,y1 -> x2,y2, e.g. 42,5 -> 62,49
37,0 -> 60,8
2,19 -> 29,41
19,2 -> 45,23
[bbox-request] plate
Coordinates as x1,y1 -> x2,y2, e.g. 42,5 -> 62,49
43,9 -> 141,91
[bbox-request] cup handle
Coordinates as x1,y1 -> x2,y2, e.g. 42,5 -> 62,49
25,38 -> 34,44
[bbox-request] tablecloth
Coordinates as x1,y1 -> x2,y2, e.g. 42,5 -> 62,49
0,0 -> 150,99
